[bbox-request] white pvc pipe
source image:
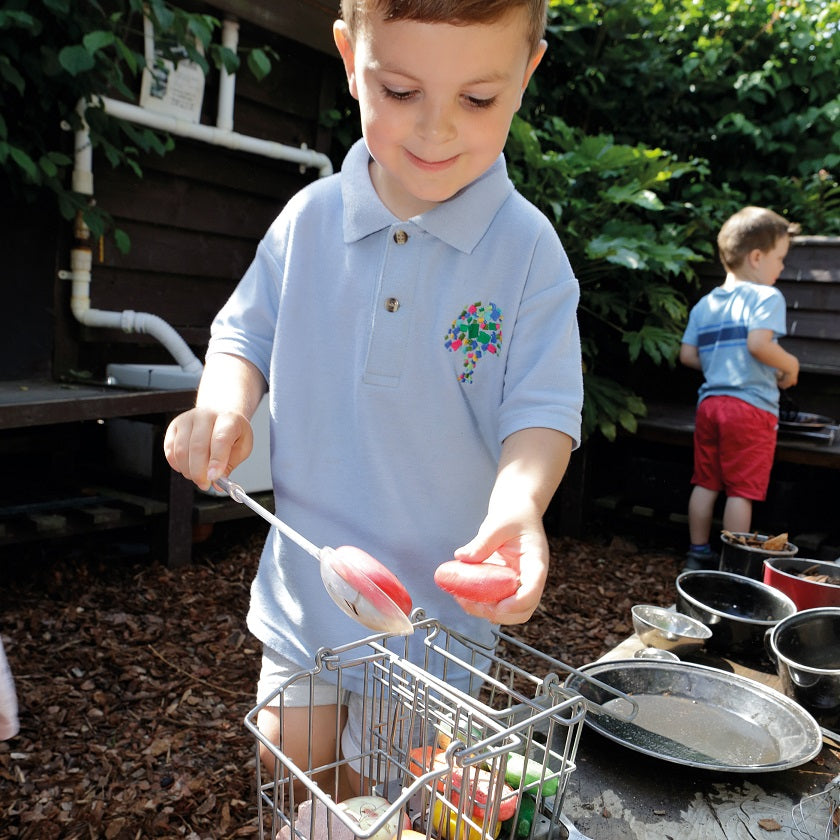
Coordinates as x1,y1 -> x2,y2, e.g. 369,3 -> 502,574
99,96 -> 333,177
216,18 -> 238,132
67,18 -> 333,376
68,243 -> 203,374
72,100 -> 94,196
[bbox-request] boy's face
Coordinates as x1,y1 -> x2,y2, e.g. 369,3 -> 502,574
334,8 -> 545,220
751,235 -> 790,286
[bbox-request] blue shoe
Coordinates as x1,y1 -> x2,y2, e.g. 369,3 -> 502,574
682,550 -> 719,572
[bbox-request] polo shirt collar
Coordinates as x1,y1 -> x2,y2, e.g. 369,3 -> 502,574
341,138 -> 513,254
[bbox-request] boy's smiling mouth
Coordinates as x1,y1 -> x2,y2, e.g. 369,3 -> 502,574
404,148 -> 460,170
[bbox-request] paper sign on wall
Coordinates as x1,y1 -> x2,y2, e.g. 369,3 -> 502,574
138,15 -> 205,123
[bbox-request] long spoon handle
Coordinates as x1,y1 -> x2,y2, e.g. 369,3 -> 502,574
215,476 -> 322,560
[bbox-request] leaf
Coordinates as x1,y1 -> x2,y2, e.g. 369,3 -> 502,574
9,145 -> 39,181
38,154 -> 58,179
187,16 -> 214,49
82,30 -> 116,53
113,228 -> 131,254
586,236 -> 646,270
58,44 -> 95,75
247,48 -> 272,82
604,184 -> 665,211
0,56 -> 26,95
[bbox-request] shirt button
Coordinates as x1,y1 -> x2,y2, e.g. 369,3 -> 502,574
393,229 -> 409,245
385,297 -> 400,312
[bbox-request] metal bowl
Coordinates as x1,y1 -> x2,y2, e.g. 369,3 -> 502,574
634,647 -> 680,662
767,607 -> 840,729
631,604 -> 712,655
719,531 -> 797,580
676,570 -> 796,658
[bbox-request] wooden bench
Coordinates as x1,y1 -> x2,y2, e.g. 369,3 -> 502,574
637,403 -> 840,469
0,379 -> 275,567
0,380 -> 195,564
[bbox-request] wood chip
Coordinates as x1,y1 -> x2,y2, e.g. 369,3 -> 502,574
0,523 -> 689,836
757,817 -> 782,830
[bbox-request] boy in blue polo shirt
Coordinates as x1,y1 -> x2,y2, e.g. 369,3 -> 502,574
164,0 -> 582,788
680,206 -> 800,570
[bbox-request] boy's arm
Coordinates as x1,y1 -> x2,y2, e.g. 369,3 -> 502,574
747,329 -> 800,389
163,353 -> 267,489
452,426 -> 573,625
679,342 -> 702,370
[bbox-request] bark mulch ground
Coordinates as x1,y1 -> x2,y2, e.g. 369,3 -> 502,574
0,521 -> 681,839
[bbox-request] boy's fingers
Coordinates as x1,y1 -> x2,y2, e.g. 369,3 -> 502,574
206,413 -> 254,485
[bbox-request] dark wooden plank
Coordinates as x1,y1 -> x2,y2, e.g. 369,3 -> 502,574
780,280 -> 840,311
89,267 -> 235,328
783,236 -> 840,283
204,0 -> 337,56
94,163 -> 287,240
95,220 -> 258,278
785,310 -> 840,341
781,336 -> 840,373
167,470 -> 198,568
0,381 -> 195,430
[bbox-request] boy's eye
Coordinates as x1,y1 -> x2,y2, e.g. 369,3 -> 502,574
382,86 -> 417,101
380,85 -> 497,110
464,95 -> 497,110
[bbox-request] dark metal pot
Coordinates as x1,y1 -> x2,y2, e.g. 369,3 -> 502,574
719,531 -> 797,581
767,607 -> 840,729
676,570 -> 796,658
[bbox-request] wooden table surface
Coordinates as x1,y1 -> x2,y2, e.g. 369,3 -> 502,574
560,633 -> 840,839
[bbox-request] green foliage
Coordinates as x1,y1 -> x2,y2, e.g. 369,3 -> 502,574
581,373 -> 647,441
0,0 -> 274,250
508,0 -> 840,440
539,0 -> 840,235
506,113 -> 704,439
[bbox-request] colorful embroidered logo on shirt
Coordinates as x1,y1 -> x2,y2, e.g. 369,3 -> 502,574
444,302 -> 503,383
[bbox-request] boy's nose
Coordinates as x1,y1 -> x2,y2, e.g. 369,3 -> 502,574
416,100 -> 457,143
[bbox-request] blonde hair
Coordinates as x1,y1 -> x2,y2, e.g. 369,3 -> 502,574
717,206 -> 801,271
339,0 -> 547,56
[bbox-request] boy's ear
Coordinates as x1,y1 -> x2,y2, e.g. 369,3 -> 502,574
518,39 -> 547,107
333,21 -> 360,100
747,247 -> 764,268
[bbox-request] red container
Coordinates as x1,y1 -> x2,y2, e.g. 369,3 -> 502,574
763,557 -> 840,610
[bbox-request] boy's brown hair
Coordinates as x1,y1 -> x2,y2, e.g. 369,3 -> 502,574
339,0 -> 547,56
717,206 -> 801,271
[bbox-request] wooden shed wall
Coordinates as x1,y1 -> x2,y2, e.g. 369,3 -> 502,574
6,7 -> 345,385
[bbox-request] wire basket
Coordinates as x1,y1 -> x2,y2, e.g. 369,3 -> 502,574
792,774 -> 840,840
246,614 -> 617,840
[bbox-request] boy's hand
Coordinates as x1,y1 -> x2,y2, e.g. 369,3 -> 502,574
163,407 -> 254,491
451,505 -> 549,625
776,361 -> 799,390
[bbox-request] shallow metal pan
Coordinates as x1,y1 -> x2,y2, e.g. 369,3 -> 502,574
565,659 -> 822,772
779,411 -> 836,430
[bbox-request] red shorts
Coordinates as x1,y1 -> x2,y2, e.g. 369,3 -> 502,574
692,395 -> 778,501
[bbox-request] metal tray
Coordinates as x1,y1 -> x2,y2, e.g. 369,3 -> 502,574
565,659 -> 822,772
779,411 -> 836,430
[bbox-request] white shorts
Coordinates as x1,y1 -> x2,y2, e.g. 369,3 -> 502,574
256,645 -> 370,768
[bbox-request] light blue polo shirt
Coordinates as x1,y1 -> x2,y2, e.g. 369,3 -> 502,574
208,138 -> 582,693
682,282 -> 787,415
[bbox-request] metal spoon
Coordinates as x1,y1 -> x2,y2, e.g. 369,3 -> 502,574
214,476 -> 413,636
